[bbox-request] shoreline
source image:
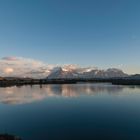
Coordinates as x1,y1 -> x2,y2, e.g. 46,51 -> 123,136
0,78 -> 140,87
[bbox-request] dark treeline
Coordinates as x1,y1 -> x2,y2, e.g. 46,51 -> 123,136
0,77 -> 140,87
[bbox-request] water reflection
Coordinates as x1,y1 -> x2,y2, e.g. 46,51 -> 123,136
0,83 -> 131,104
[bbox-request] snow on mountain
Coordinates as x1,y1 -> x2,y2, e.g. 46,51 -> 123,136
47,66 -> 128,79
47,66 -> 78,79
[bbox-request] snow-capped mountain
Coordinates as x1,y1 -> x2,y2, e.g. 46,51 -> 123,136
47,67 -> 78,79
80,68 -> 127,79
47,66 -> 128,79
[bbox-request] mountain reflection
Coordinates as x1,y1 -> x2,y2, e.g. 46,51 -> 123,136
0,83 -> 124,104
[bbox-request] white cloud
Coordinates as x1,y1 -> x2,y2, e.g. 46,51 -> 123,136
0,56 -> 51,78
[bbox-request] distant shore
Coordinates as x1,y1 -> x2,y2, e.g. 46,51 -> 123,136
0,77 -> 140,87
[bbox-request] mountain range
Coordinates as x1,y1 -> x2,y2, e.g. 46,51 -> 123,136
46,65 -> 128,79
26,65 -> 128,79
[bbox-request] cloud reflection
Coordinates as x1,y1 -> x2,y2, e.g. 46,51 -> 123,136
0,84 -> 125,104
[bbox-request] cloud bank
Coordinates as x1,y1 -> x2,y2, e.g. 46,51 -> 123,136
0,56 -> 52,78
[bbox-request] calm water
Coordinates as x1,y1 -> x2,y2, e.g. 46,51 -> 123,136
0,83 -> 140,140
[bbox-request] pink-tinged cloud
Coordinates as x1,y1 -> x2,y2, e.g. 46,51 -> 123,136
2,56 -> 19,61
0,56 -> 52,78
4,68 -> 14,74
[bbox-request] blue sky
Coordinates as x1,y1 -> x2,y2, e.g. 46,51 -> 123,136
0,0 -> 140,74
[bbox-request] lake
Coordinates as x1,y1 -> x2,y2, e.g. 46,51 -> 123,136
0,83 -> 140,140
